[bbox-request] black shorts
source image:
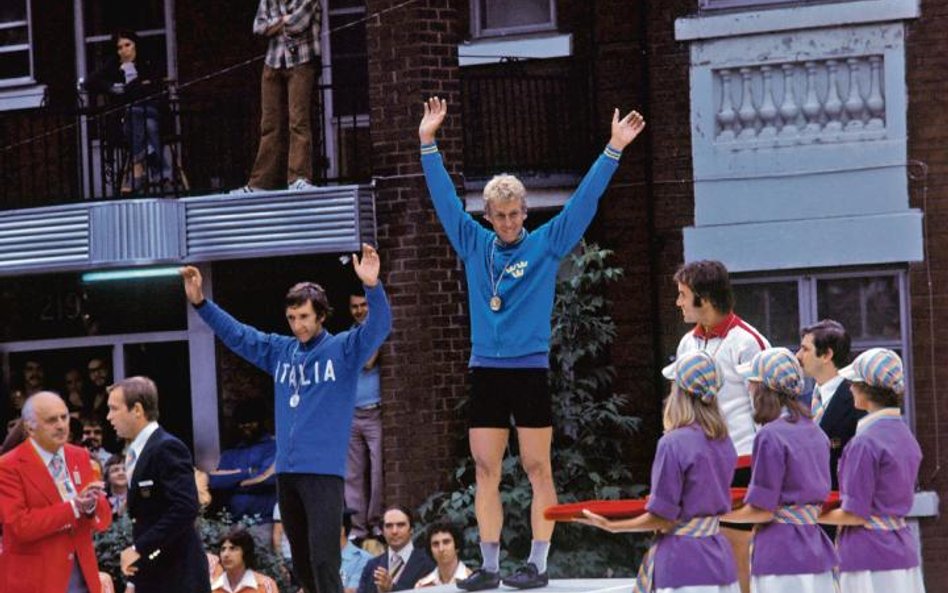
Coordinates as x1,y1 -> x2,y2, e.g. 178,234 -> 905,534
722,466 -> 754,532
469,367 -> 552,429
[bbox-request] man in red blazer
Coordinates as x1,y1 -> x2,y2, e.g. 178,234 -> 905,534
0,391 -> 111,593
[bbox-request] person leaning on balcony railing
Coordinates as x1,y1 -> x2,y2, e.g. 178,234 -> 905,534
230,0 -> 323,195
85,30 -> 170,195
417,96 -> 645,591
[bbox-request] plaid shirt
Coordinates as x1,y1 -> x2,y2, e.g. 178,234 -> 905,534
254,0 -> 321,69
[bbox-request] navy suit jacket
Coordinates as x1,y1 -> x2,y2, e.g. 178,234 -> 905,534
818,380 -> 866,490
357,544 -> 436,593
127,426 -> 210,593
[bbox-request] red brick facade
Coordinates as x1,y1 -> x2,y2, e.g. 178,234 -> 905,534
365,0 -> 472,505
906,0 -> 948,582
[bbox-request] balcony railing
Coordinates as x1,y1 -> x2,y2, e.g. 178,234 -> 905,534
460,58 -> 595,179
0,75 -> 372,212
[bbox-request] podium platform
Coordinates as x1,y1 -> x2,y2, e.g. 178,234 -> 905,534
417,579 -> 635,593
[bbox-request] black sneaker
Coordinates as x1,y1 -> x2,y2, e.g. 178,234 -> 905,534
501,563 -> 548,589
457,568 -> 501,591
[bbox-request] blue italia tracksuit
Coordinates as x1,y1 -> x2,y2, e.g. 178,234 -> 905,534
195,283 -> 392,477
420,143 -> 623,366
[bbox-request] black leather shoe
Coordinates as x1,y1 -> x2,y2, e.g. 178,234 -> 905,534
502,563 -> 549,589
457,568 -> 501,591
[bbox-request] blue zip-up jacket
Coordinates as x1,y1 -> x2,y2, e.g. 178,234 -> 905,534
207,434 -> 277,521
196,283 -> 392,477
421,143 -> 622,361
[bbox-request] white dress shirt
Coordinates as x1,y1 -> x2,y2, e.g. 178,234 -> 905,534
814,375 -> 845,413
126,421 -> 160,479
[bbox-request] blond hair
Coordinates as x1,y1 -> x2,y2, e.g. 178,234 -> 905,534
663,383 -> 729,440
483,174 -> 526,215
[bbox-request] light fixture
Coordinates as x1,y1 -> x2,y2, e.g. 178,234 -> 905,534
81,266 -> 181,283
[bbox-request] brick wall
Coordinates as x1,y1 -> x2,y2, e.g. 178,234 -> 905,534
906,0 -> 948,584
365,0 -> 472,508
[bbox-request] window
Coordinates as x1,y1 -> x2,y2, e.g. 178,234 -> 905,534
0,0 -> 35,86
732,269 -> 914,420
471,0 -> 556,38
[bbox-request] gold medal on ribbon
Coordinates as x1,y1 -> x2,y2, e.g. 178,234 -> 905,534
489,296 -> 502,312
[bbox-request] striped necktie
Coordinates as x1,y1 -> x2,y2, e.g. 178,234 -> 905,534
389,553 -> 405,583
811,388 -> 825,423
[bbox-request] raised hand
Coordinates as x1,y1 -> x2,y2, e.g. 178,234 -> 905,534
609,109 -> 646,151
419,97 -> 448,144
352,243 -> 380,288
179,266 -> 205,305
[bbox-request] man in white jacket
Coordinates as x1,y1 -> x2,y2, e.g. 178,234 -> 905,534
672,259 -> 770,593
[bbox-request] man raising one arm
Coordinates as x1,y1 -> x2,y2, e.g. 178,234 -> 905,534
418,97 -> 645,590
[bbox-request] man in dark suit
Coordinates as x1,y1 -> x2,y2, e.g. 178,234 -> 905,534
796,319 -> 866,489
105,376 -> 210,593
357,506 -> 435,593
0,391 -> 111,593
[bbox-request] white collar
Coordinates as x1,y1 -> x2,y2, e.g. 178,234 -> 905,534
390,541 -> 414,565
816,375 -> 844,402
128,421 -> 160,462
29,438 -> 64,466
211,569 -> 258,593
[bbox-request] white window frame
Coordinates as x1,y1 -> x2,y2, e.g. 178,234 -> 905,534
699,0 -> 835,10
470,0 -> 557,39
0,0 -> 47,111
732,268 -> 915,428
0,0 -> 36,88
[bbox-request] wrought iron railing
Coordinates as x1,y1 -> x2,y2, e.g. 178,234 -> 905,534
0,75 -> 372,211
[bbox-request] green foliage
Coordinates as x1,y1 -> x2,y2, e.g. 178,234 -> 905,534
417,242 -> 649,577
94,510 -> 292,591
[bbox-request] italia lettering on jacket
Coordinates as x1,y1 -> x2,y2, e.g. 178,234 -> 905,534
274,359 -> 337,390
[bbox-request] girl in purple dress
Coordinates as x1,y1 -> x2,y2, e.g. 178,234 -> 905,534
819,348 -> 925,593
577,350 -> 739,593
725,347 -> 837,593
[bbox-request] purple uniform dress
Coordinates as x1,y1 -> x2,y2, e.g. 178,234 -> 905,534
744,417 -> 837,575
646,424 -> 738,589
837,414 -> 922,572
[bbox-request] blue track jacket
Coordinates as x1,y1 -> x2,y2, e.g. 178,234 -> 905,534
421,143 -> 622,362
196,283 -> 392,477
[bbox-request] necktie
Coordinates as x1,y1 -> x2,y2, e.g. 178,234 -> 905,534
811,388 -> 825,423
49,454 -> 76,500
125,448 -> 138,474
389,554 -> 405,583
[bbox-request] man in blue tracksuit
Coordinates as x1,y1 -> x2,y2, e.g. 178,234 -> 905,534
418,97 -> 645,590
180,243 -> 392,593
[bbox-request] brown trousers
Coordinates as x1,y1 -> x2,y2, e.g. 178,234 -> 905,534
248,63 -> 316,189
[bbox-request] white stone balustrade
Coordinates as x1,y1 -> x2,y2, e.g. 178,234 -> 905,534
714,55 -> 885,144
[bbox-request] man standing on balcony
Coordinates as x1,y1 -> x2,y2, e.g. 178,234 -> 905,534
232,0 -> 322,194
417,97 -> 645,590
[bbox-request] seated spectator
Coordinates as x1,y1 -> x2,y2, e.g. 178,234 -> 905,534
212,528 -> 279,593
414,522 -> 471,587
104,454 -> 129,516
63,367 -> 87,418
21,359 -> 45,396
357,506 -> 435,593
80,415 -> 114,467
342,508 -> 373,593
209,401 -> 277,543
